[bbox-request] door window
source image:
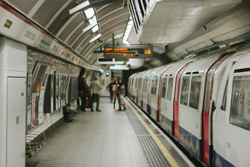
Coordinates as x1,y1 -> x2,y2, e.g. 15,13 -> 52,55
143,77 -> 148,92
151,77 -> 158,95
180,77 -> 190,106
167,78 -> 173,101
189,76 -> 201,109
161,78 -> 168,98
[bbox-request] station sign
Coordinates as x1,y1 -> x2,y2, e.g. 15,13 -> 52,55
104,44 -> 153,58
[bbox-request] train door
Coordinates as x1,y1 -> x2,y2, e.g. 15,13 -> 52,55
173,63 -> 191,138
159,77 -> 167,122
202,55 -> 229,165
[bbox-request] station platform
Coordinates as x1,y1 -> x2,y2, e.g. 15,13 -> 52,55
26,97 -> 194,167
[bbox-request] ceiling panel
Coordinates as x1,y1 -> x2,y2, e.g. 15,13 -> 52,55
81,42 -> 97,58
6,0 -> 39,14
102,25 -> 126,38
58,13 -> 85,41
66,22 -> 88,46
98,8 -> 129,27
48,0 -> 77,35
102,20 -> 128,34
33,0 -> 68,27
97,1 -> 124,20
77,34 -> 93,52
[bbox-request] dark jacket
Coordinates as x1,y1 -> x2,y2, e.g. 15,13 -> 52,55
79,81 -> 89,97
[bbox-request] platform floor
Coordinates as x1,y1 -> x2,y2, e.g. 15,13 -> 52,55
26,97 -> 194,167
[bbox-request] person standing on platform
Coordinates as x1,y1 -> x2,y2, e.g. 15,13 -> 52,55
119,79 -> 126,111
109,79 -> 114,103
113,80 -> 121,110
79,77 -> 89,112
89,76 -> 102,112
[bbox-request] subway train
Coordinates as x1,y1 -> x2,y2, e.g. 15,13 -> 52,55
128,42 -> 250,167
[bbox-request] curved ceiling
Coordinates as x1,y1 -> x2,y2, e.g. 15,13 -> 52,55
3,0 -> 129,65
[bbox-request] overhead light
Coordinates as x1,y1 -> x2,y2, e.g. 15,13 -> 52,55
99,68 -> 104,73
84,8 -> 95,19
89,16 -> 97,25
123,16 -> 133,45
92,25 -> 99,32
69,1 -> 90,15
82,22 -> 97,33
110,65 -> 129,70
89,34 -> 102,43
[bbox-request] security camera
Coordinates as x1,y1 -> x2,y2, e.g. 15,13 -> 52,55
134,51 -> 139,57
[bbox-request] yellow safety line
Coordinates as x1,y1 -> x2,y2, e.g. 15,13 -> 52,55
125,98 -> 179,167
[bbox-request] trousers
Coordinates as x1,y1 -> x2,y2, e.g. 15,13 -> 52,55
91,94 -> 100,110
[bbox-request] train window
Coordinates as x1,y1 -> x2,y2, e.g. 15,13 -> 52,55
189,76 -> 201,110
135,78 -> 138,89
143,77 -> 148,92
180,77 -> 190,105
230,76 -> 250,130
161,78 -> 167,98
221,80 -> 228,111
167,78 -> 173,101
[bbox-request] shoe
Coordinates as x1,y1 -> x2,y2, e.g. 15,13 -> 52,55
91,109 -> 94,112
123,107 -> 126,111
117,109 -> 122,111
82,109 -> 86,112
96,109 -> 101,112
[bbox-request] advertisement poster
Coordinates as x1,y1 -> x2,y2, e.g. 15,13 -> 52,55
51,75 -> 54,113
31,64 -> 48,126
56,76 -> 60,110
38,68 -> 50,124
26,74 -> 32,128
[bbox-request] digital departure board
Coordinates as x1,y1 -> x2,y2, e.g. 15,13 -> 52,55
104,44 -> 153,58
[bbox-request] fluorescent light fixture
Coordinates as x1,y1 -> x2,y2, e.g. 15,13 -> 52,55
99,68 -> 104,73
69,1 -> 90,15
82,22 -> 97,33
89,34 -> 102,43
123,17 -> 133,45
89,16 -> 97,25
110,65 -> 129,70
92,25 -> 99,32
97,58 -> 124,65
84,8 -> 95,19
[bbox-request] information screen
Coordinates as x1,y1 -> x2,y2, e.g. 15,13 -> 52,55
104,44 -> 153,58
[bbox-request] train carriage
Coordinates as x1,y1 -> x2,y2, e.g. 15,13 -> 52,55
148,65 -> 170,122
141,68 -> 159,112
128,73 -> 137,100
213,47 -> 250,167
159,60 -> 193,135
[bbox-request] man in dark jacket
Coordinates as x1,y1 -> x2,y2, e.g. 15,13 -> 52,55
79,77 -> 89,111
108,79 -> 114,103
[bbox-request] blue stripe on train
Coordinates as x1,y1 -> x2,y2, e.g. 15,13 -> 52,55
213,151 -> 234,167
161,115 -> 173,135
179,126 -> 202,161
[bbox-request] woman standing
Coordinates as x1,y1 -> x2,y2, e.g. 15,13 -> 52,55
112,80 -> 121,110
119,79 -> 126,111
